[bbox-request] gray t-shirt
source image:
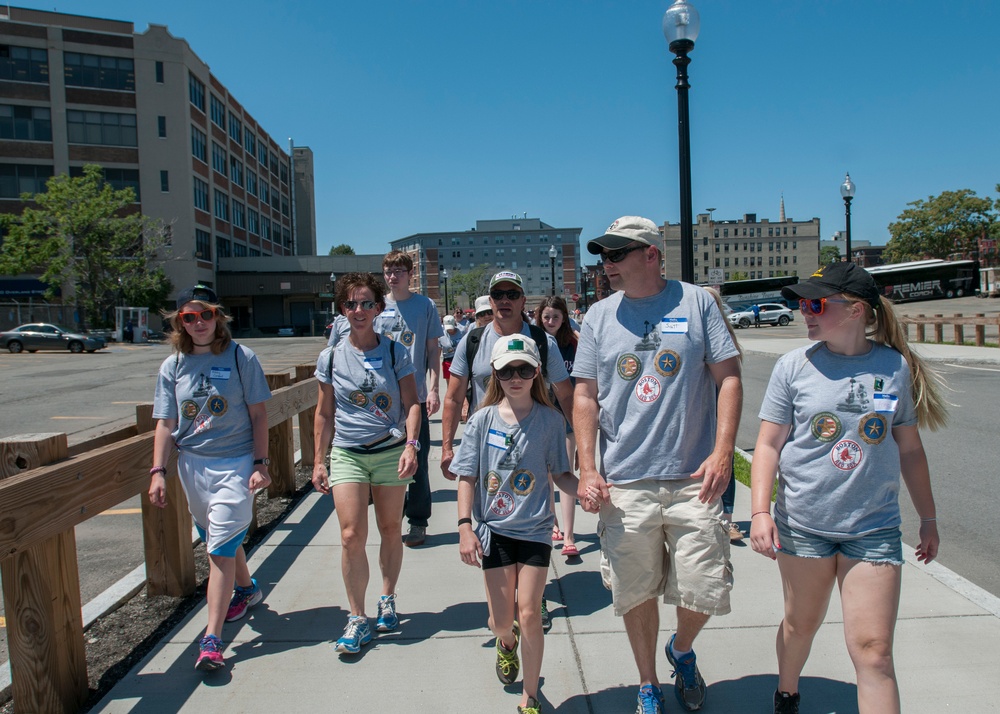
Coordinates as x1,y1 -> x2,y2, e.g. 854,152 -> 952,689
328,295 -> 442,403
450,322 -> 570,408
451,402 -> 571,549
439,328 -> 462,361
572,281 -> 739,484
153,343 -> 272,458
315,336 -> 416,449
758,341 -> 917,537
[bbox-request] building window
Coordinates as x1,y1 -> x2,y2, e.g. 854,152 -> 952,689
69,166 -> 139,200
261,216 -> 271,240
155,61 -> 164,83
244,131 -> 255,156
715,258 -> 720,268
258,141 -> 268,166
0,45 -> 49,83
63,52 -> 134,91
248,208 -> 259,235
232,241 -> 247,257
724,258 -> 730,267
270,185 -> 279,210
783,227 -> 788,236
157,115 -> 166,138
757,242 -> 762,252
769,256 -> 774,266
229,156 -> 243,186
246,170 -> 257,196
792,241 -> 797,250
792,227 -> 797,235
249,248 -> 261,257
195,229 -> 211,260
188,73 -> 205,111
232,200 -> 245,229
0,163 -> 53,197
212,142 -> 226,175
228,112 -> 241,143
724,243 -> 729,252
67,110 -> 137,146
281,195 -> 289,217
160,170 -> 169,192
714,243 -> 720,253
214,189 -> 229,221
191,126 -> 207,163
210,94 -> 225,128
193,177 -> 209,211
269,151 -> 278,175
0,105 -> 51,141
703,252 -> 709,261
793,255 -> 797,264
260,181 -> 269,205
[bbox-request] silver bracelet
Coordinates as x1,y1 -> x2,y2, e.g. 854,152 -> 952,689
920,517 -> 937,522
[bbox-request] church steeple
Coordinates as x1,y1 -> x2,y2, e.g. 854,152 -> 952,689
779,193 -> 786,222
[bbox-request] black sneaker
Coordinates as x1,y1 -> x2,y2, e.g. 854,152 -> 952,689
773,690 -> 800,714
403,525 -> 426,547
540,598 -> 552,633
665,634 -> 707,711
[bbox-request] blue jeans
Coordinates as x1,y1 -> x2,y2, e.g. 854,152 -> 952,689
720,458 -> 735,515
404,406 -> 432,527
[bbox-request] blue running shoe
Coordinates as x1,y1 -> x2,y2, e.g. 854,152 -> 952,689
335,615 -> 373,654
376,594 -> 399,632
636,684 -> 665,714
225,577 -> 262,622
665,633 -> 707,711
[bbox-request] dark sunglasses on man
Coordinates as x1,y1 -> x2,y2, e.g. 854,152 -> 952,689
602,244 -> 647,264
490,289 -> 523,301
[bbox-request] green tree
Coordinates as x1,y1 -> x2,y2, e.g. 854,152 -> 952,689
884,188 -> 996,263
448,264 -> 493,306
819,245 -> 840,264
0,165 -> 172,328
728,271 -> 750,281
328,243 -> 355,255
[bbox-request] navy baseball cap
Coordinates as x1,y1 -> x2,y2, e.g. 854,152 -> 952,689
782,262 -> 881,309
176,284 -> 219,309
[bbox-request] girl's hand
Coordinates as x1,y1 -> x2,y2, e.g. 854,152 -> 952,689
398,445 -> 418,479
577,467 -> 609,513
312,463 -> 331,495
148,474 -> 167,509
915,520 -> 939,564
749,514 -> 780,560
459,527 -> 483,568
249,468 -> 271,492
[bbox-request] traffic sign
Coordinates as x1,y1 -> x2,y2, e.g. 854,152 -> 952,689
571,293 -> 581,301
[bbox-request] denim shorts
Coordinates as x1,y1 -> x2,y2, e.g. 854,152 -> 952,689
775,520 -> 903,565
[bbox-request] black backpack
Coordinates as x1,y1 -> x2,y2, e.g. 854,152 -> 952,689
464,324 -> 549,409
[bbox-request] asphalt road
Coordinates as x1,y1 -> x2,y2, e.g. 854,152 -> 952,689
0,336 -> 328,664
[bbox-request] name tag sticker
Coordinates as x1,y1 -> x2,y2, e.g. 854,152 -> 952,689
487,428 -> 510,450
873,393 -> 899,413
660,318 -> 689,334
364,357 -> 384,370
210,367 -> 231,380
381,308 -> 397,319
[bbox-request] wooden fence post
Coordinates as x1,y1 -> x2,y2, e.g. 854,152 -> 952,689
136,404 -> 195,597
916,315 -> 926,342
0,433 -> 87,714
953,314 -> 964,345
975,314 -> 985,347
933,315 -> 943,343
296,364 -> 316,469
266,373 -> 295,498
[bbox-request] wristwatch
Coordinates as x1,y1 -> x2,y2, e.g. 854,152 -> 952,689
253,457 -> 270,466
405,440 -> 421,452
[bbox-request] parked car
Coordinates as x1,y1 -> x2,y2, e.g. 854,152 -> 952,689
728,303 -> 794,329
0,323 -> 107,353
277,326 -> 296,337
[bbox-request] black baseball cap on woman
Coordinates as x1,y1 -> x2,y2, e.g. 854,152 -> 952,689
176,284 -> 219,309
782,262 -> 881,309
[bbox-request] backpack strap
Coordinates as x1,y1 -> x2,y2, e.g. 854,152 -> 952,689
527,324 -> 549,380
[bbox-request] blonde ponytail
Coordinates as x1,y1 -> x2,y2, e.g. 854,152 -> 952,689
860,295 -> 948,430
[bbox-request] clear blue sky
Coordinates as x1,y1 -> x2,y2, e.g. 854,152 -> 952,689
32,0 -> 1000,259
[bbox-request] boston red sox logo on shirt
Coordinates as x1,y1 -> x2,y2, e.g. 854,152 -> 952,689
635,375 -> 661,403
830,439 -> 863,471
490,491 -> 516,517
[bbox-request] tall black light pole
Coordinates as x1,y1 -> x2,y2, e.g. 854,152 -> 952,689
664,0 -> 700,284
549,245 -> 557,295
841,173 -> 855,262
441,267 -> 449,313
580,265 -> 588,310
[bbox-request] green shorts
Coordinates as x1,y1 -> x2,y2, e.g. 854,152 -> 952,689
328,444 -> 413,487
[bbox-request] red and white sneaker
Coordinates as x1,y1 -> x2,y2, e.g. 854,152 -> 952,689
195,634 -> 225,671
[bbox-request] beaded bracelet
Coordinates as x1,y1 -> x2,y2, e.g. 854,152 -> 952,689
149,466 -> 167,477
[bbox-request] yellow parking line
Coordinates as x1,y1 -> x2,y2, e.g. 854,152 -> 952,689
101,508 -> 142,515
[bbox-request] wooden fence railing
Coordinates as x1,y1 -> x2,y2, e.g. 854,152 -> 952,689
0,367 -> 318,714
901,313 -> 1000,347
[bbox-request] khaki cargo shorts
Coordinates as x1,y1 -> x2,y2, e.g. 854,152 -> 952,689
598,478 -> 733,617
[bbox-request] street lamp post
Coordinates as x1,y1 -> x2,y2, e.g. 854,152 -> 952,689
664,0 -> 700,284
441,267 -> 449,312
329,272 -> 337,312
580,265 -> 588,310
841,173 -> 855,262
549,245 -> 557,296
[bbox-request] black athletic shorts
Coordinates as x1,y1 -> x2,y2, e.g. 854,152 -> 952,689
482,531 -> 552,570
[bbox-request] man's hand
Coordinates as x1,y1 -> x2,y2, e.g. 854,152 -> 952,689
249,467 -> 271,492
691,450 -> 733,503
426,391 -> 441,417
441,446 -> 457,481
577,466 -> 610,513
312,463 -> 331,495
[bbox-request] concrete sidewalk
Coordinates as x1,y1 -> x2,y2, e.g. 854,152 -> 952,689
92,412 -> 1000,713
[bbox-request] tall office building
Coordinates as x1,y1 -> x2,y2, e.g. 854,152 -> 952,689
661,210 -> 821,282
0,7 -> 313,300
390,218 -> 583,309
